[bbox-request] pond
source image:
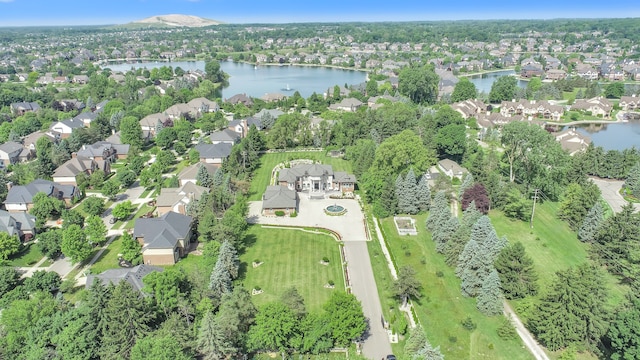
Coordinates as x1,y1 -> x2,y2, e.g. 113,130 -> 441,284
465,69 -> 528,94
102,60 -> 367,99
572,121 -> 640,151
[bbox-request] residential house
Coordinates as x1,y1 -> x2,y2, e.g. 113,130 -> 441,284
228,117 -> 263,138
570,97 -> 613,118
194,143 -> 233,164
328,98 -> 364,112
254,108 -> 284,121
451,99 -> 487,119
73,112 -> 98,127
22,130 -> 56,152
4,179 -> 78,212
139,113 -> 169,137
163,103 -> 193,120
555,128 -> 591,155
53,157 -> 100,185
0,209 -> 36,241
49,119 -> 85,139
261,185 -> 298,216
261,93 -> 288,102
438,159 -> 468,180
475,112 -> 525,130
545,69 -> 567,81
54,99 -> 85,112
177,162 -> 218,186
500,100 -> 564,121
620,95 -> 640,111
575,64 -> 599,80
209,129 -> 241,145
186,97 -> 219,115
225,93 -> 254,107
76,141 -> 130,162
72,75 -> 89,84
0,141 -> 26,169
134,211 -> 194,265
10,102 -> 41,116
521,64 -> 544,78
367,94 -> 399,108
278,163 -> 356,193
85,265 -> 163,292
156,182 -> 209,216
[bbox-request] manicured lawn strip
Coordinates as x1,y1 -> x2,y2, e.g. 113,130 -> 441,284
248,152 -> 353,201
380,214 -> 533,360
139,188 -> 152,198
125,204 -> 155,229
90,236 -> 123,274
490,202 -> 629,309
172,159 -> 190,175
239,225 -> 344,311
7,242 -> 44,267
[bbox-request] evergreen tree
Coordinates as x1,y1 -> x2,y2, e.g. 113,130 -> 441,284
395,173 -> 407,214
196,165 -> 213,187
209,257 -> 232,300
607,295 -> 640,360
415,175 -> 431,212
433,215 -> 459,254
412,340 -> 445,360
578,202 -> 604,242
494,242 -> 538,299
476,269 -> 504,316
394,266 -> 422,306
155,119 -> 164,135
444,202 -> 482,265
212,168 -> 225,187
624,162 -> 640,198
403,168 -> 419,214
426,191 -> 449,231
197,311 -> 229,360
218,240 -> 240,280
404,326 -> 427,356
459,173 -> 474,199
457,238 -> 492,297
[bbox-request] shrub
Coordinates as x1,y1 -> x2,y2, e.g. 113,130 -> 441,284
254,286 -> 261,291
322,256 -> 329,263
328,280 -> 335,286
436,271 -> 444,277
274,210 -> 285,217
497,316 -> 517,340
253,259 -> 260,264
461,316 -> 477,331
290,211 -> 298,217
394,314 -> 408,335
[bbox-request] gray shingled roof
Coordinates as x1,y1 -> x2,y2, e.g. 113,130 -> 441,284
133,211 -> 192,250
178,162 -> 218,182
209,129 -> 240,143
53,157 -> 95,177
195,143 -> 232,160
278,164 -> 334,183
0,210 -> 35,236
262,185 -> 298,209
85,265 -> 163,292
0,141 -> 24,155
4,179 -> 76,204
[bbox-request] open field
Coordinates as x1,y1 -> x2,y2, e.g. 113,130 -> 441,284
248,152 -> 353,201
239,225 -> 344,311
379,214 -> 533,360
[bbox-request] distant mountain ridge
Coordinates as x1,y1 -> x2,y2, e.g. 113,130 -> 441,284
123,14 -> 223,28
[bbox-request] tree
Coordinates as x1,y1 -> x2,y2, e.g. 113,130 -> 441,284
112,200 -> 133,221
434,124 -> 467,161
101,179 -> 120,201
62,208 -> 85,230
86,215 -> 107,246
494,242 -> 538,299
196,164 -> 213,187
607,295 -> 640,360
558,182 -> 601,230
155,127 -> 177,149
402,168 -> 419,214
414,175 -> 431,212
23,270 -> 61,293
209,257 -> 232,301
366,78 -> 379,96
30,192 -> 65,228
458,173 -> 474,199
188,148 -> 200,164
456,239 -> 488,297
299,313 -> 333,354
119,115 -> 143,147
526,77 -> 542,98
0,267 -> 20,298
394,265 -> 422,306
82,196 -> 105,216
114,169 -> 136,189
120,232 -> 142,265
34,136 -> 56,178
323,292 -> 367,347
625,162 -> 640,198
451,77 -> 478,102
604,82 -> 625,99
426,191 -> 450,232
0,233 -> 20,260
89,169 -> 106,189
197,311 -> 229,360
529,264 -> 608,351
61,224 -> 92,264
215,287 -> 258,356
461,183 -> 491,214
404,326 -> 427,356
143,269 -> 190,315
205,59 -> 224,83
131,335 -> 191,360
489,75 -> 518,103
476,269 -> 503,316
248,302 -> 299,354
413,340 -> 445,360
398,64 -> 439,105
36,228 -> 63,259
156,149 -> 176,171
280,287 -> 307,319
578,202 -> 604,243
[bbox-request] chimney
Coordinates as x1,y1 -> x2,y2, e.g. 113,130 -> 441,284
82,144 -> 86,150
71,152 -> 77,159
6,181 -> 13,191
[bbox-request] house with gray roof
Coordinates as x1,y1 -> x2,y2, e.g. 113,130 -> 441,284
10,102 -> 41,116
278,163 -> 356,193
134,211 -> 194,265
255,108 -> 284,121
139,113 -> 169,137
177,162 -> 218,186
195,143 -> 232,164
76,141 -> 130,162
209,129 -> 241,145
49,118 -> 85,139
186,97 -> 219,115
0,209 -> 36,241
4,179 -> 78,212
73,111 -> 98,127
0,141 -> 26,169
262,185 -> 298,216
438,159 -> 468,180
225,93 -> 253,106
85,265 -> 163,292
22,130 -> 56,152
156,182 -> 209,216
53,156 -> 100,186
329,98 -> 364,112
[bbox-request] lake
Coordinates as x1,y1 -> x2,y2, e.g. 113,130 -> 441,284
573,121 -> 640,151
466,70 -> 528,94
103,60 -> 367,99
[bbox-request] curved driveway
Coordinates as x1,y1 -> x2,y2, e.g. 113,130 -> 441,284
591,177 -> 639,213
248,195 -> 392,359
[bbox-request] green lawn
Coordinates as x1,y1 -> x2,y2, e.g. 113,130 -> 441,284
90,236 -> 123,274
6,243 -> 44,267
239,225 -> 345,311
378,214 -> 533,360
248,152 -> 353,201
490,202 -> 629,309
124,204 -> 155,229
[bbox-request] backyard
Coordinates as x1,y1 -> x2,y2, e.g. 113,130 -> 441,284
248,151 -> 353,201
239,225 -> 345,311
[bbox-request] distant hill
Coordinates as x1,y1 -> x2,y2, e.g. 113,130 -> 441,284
115,14 -> 223,29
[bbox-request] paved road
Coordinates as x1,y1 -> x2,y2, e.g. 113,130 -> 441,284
591,177 -> 639,213
504,301 -> 550,360
248,194 -> 393,359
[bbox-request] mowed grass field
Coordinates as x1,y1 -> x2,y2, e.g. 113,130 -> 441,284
239,225 -> 345,311
248,152 -> 353,201
379,214 -> 533,360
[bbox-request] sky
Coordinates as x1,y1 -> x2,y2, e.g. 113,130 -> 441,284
0,0 -> 639,27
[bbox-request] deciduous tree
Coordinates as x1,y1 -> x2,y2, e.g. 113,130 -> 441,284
61,224 -> 92,264
0,232 -> 20,260
86,215 -> 107,246
398,64 -> 439,105
394,265 -> 422,306
451,77 -> 478,102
